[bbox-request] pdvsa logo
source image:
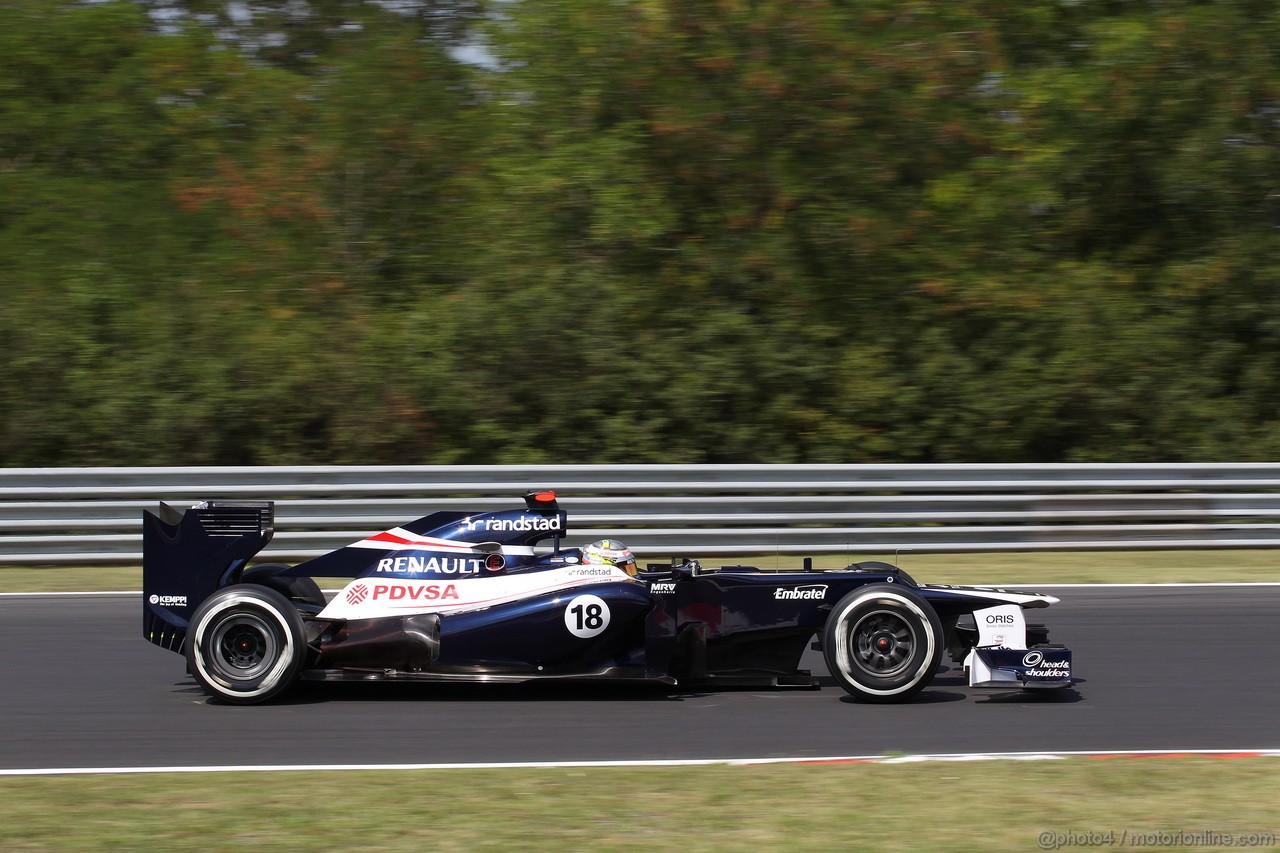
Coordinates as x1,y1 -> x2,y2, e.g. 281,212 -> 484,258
346,584 -> 369,605
372,583 -> 459,602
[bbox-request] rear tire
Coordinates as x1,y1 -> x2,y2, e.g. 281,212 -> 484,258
239,563 -> 326,608
186,586 -> 305,705
822,584 -> 943,703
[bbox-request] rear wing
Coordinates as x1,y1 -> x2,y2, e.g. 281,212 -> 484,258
142,501 -> 274,654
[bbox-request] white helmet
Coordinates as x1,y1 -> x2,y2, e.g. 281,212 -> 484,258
580,539 -> 638,577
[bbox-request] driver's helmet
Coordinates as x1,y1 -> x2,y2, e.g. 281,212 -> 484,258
580,539 -> 638,577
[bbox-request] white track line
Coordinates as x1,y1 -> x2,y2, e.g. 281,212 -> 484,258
3,750 -> 1280,776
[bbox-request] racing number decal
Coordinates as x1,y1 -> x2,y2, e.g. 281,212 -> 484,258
564,594 -> 610,638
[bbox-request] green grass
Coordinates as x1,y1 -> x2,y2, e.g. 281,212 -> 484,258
0,565 -> 147,593
2,759 -> 1277,851
4,549 -> 1279,593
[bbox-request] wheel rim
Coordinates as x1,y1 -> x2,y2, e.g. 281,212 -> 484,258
208,612 -> 280,683
850,609 -> 916,679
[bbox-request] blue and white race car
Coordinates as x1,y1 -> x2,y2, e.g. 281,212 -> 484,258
142,491 -> 1074,704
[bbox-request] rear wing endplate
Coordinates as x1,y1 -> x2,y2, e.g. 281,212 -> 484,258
142,501 -> 274,653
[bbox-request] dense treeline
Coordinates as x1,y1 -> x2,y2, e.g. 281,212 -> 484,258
3,0 -> 1280,465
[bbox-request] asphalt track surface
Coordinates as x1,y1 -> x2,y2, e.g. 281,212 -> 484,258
2,587 -> 1278,770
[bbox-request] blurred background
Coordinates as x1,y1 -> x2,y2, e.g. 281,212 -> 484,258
3,0 -> 1279,467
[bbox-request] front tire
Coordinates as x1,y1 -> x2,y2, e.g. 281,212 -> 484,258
186,586 -> 306,705
822,584 -> 943,703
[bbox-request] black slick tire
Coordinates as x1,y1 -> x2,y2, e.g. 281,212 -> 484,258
239,563 -> 326,607
822,583 -> 944,703
186,585 -> 306,705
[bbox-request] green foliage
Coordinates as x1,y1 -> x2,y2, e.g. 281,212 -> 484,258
3,0 -> 1280,465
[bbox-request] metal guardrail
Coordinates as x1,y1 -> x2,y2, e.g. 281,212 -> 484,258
5,464 -> 1280,564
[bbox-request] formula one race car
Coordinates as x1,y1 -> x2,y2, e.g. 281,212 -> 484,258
142,492 -> 1074,704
